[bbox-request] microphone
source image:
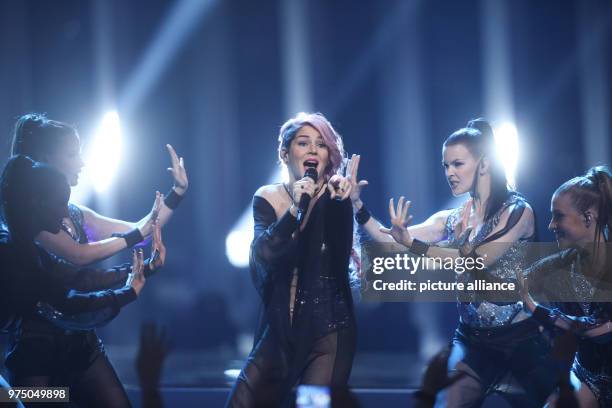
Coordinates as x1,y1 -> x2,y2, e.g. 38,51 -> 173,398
296,166 -> 318,224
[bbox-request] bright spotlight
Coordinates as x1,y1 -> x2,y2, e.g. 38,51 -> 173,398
494,122 -> 519,189
223,369 -> 241,380
226,167 -> 285,268
225,227 -> 254,268
86,111 -> 122,193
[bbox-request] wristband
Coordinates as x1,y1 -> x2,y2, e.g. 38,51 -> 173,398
164,188 -> 184,210
355,205 -> 371,225
112,228 -> 144,248
410,238 -> 430,257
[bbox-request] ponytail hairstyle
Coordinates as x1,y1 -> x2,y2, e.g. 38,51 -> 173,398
11,113 -> 78,162
0,155 -> 69,243
444,118 -> 510,221
554,165 -> 612,248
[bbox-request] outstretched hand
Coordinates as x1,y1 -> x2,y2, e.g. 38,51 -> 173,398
140,191 -> 163,237
128,249 -> 146,296
166,144 -> 188,195
379,196 -> 414,247
346,154 -> 369,205
149,218 -> 166,271
346,154 -> 368,205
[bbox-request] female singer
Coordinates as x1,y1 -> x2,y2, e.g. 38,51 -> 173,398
227,112 -> 357,407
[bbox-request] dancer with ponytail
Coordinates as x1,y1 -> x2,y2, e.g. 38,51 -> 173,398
3,112 -> 182,407
10,112 -> 187,265
518,166 -> 612,407
351,119 -> 557,407
0,155 -> 165,407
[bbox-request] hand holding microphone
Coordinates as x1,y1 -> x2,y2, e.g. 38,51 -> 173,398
292,166 -> 318,224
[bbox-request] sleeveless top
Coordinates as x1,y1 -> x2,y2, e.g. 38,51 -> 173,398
444,193 -> 532,328
62,203 -> 88,244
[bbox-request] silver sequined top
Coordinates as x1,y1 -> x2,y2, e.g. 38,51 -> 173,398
444,195 -> 530,328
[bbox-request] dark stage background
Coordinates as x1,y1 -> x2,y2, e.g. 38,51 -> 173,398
0,0 -> 610,395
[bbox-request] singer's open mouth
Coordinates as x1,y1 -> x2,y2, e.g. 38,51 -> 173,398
304,159 -> 319,167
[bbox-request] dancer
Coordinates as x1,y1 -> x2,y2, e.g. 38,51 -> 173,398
517,166 -> 612,408
351,119 -> 556,407
0,155 -> 165,407
5,112 -> 182,407
226,112 -> 356,407
10,112 -> 187,265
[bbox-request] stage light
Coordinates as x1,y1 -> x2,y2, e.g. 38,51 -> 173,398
225,226 -> 253,268
494,122 -> 519,189
223,369 -> 241,380
120,0 -> 216,114
86,111 -> 122,193
226,168 -> 285,268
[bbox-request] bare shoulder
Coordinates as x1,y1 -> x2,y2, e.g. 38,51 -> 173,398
503,200 -> 535,223
254,184 -> 288,214
496,199 -> 535,239
254,184 -> 284,201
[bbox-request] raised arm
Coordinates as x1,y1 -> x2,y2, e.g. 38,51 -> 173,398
381,196 -> 535,271
49,249 -> 146,315
41,221 -> 165,291
36,223 -> 165,330
347,154 -> 449,244
37,191 -> 164,266
516,251 -> 612,338
131,144 -> 189,238
36,230 -> 129,266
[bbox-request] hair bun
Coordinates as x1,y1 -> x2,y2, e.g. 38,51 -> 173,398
466,118 -> 494,140
18,113 -> 46,132
586,165 -> 611,185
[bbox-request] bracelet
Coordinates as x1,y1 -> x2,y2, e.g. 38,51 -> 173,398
410,238 -> 430,257
355,204 -> 371,225
112,228 -> 144,248
164,188 -> 184,210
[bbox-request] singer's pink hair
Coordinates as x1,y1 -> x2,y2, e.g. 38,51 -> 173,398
277,112 -> 345,179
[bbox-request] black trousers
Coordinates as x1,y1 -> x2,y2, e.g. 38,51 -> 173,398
436,320 -> 559,408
